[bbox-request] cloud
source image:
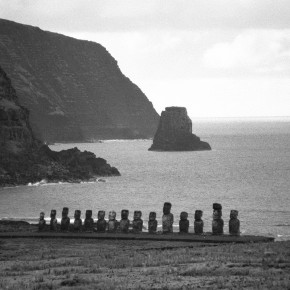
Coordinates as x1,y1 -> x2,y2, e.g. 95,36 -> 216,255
203,30 -> 290,75
1,0 -> 290,32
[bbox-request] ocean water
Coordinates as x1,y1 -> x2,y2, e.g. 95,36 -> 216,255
1,118 -> 290,241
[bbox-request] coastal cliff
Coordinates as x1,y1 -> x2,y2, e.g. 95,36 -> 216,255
0,66 -> 120,187
0,19 -> 159,142
149,107 -> 211,151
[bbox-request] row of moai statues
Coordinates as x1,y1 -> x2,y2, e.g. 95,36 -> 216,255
39,203 -> 240,235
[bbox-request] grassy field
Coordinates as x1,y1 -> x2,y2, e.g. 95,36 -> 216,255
0,238 -> 289,289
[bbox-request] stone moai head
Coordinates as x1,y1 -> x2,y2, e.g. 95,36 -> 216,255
85,210 -> 92,219
149,212 -> 156,221
98,210 -> 105,220
74,210 -> 81,219
180,212 -> 188,220
230,210 -> 238,219
62,207 -> 69,218
213,203 -> 222,211
134,211 -> 142,220
109,211 -> 116,221
163,202 -> 172,215
121,209 -> 129,220
40,212 -> 45,220
195,210 -> 203,221
213,203 -> 222,220
50,209 -> 56,219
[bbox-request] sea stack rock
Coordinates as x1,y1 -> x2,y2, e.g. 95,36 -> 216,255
149,107 -> 211,151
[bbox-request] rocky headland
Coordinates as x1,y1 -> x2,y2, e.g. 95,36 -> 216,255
0,19 -> 159,142
149,107 -> 211,151
0,66 -> 120,187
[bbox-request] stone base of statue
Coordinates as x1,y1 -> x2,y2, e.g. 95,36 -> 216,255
108,211 -> 117,232
120,219 -> 130,233
162,213 -> 174,234
179,212 -> 189,233
194,210 -> 203,234
61,207 -> 70,232
132,211 -> 143,233
148,212 -> 158,233
229,210 -> 240,235
84,210 -> 94,231
212,219 -> 224,235
194,220 -> 204,234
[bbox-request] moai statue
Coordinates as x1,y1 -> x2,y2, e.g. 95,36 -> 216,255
194,210 -> 204,234
212,203 -> 224,235
162,202 -> 174,234
60,207 -> 70,232
96,210 -> 107,232
73,210 -> 82,232
132,211 -> 143,233
83,210 -> 94,231
108,211 -> 117,232
179,211 -> 189,233
229,210 -> 240,235
148,212 -> 158,234
50,209 -> 58,231
38,212 -> 46,231
119,209 -> 130,233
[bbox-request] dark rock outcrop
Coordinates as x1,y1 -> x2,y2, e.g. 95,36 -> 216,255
149,107 -> 211,151
0,66 -> 120,187
0,19 -> 159,142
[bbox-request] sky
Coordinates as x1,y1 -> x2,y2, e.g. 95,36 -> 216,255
1,0 -> 290,118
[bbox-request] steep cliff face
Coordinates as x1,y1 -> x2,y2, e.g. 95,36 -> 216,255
0,19 -> 159,142
149,107 -> 211,151
0,64 -> 38,153
0,66 -> 120,187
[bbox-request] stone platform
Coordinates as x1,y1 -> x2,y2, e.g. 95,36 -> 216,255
0,232 -> 274,243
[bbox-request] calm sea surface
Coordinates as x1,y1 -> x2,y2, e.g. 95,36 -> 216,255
1,118 -> 290,241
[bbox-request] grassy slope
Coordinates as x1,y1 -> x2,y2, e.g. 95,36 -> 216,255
0,238 -> 289,289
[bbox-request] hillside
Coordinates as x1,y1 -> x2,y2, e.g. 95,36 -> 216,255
0,19 -> 159,142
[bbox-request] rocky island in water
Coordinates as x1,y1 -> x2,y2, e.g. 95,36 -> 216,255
149,107 -> 211,151
0,66 -> 120,187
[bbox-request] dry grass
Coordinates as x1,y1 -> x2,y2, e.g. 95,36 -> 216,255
0,238 -> 289,289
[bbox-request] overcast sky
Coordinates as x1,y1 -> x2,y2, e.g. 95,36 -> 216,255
1,0 -> 290,118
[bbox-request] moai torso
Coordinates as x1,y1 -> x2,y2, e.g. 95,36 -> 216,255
61,207 -> 70,232
162,202 -> 173,233
38,212 -> 46,232
179,211 -> 189,233
50,209 -> 58,231
120,209 -> 130,233
73,210 -> 82,232
148,212 -> 158,234
229,210 -> 240,235
212,203 -> 223,235
194,210 -> 204,234
108,211 -> 117,233
132,211 -> 143,233
84,210 -> 94,231
96,210 -> 107,232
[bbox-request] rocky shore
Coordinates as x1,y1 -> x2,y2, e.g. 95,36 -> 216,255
0,66 -> 120,187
